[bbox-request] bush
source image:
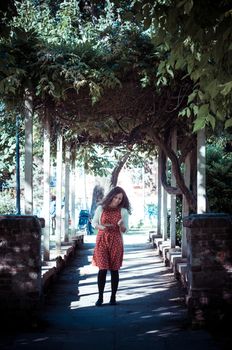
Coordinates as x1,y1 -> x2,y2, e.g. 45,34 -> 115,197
206,139 -> 232,214
0,190 -> 15,214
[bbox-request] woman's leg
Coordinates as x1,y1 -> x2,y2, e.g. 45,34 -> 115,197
96,269 -> 107,306
110,270 -> 119,305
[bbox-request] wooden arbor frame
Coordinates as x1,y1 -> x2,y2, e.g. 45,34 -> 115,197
24,73 -> 204,259
38,75 -> 197,211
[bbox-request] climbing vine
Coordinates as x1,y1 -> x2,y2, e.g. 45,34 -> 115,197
1,1 -> 231,212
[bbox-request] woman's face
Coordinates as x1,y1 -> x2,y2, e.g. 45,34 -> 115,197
110,193 -> 123,208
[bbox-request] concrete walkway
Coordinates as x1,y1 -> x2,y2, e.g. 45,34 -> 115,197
0,234 -> 228,349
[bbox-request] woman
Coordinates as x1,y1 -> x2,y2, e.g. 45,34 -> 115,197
92,186 -> 131,306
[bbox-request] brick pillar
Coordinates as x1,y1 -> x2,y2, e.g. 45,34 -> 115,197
183,213 -> 232,326
0,215 -> 42,325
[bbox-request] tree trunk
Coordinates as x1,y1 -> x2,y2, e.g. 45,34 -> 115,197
110,152 -> 131,188
146,128 -> 197,212
160,150 -> 182,195
90,185 -> 104,218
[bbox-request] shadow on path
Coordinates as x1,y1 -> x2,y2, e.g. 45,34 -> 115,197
0,234 -> 229,350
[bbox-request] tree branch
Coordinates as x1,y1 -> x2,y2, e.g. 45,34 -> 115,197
110,151 -> 131,188
160,150 -> 182,195
146,127 -> 197,212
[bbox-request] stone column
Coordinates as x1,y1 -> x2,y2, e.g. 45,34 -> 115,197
161,185 -> 168,241
70,161 -> 76,236
56,134 -> 63,254
182,154 -> 190,258
42,121 -> 51,261
24,90 -> 33,214
64,147 -> 70,242
197,129 -> 206,213
157,153 -> 162,236
170,128 -> 177,248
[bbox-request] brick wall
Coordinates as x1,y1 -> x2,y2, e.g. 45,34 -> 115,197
0,215 -> 42,324
183,213 -> 232,326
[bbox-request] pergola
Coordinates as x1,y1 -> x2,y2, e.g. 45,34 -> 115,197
1,0 -> 231,328
21,74 -> 207,261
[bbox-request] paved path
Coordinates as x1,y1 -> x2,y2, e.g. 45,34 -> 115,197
0,234 -> 227,349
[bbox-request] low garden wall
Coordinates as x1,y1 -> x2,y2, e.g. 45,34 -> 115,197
0,215 -> 42,325
183,213 -> 232,326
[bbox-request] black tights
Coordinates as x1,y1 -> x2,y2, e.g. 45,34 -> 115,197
97,269 -> 119,301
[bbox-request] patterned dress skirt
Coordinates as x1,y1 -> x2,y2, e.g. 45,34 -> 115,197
92,207 -> 124,270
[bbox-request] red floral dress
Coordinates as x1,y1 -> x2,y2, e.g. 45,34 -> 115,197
92,207 -> 124,270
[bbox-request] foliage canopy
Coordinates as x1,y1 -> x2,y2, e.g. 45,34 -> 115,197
0,1 -> 198,139
1,1 -> 232,212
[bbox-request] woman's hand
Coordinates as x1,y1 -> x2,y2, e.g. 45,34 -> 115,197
97,224 -> 114,230
97,224 -> 106,230
104,223 -> 114,227
118,219 -> 126,233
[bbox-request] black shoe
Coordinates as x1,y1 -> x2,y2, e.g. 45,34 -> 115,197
95,299 -> 103,306
109,298 -> 117,306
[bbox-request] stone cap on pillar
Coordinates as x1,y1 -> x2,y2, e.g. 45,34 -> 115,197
183,213 -> 232,228
0,215 -> 45,228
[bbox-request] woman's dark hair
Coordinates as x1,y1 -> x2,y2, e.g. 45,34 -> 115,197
101,186 -> 131,214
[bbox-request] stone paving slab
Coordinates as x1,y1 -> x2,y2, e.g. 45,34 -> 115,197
0,234 -> 229,350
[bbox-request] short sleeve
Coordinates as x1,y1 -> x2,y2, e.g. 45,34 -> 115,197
92,205 -> 102,228
121,208 -> 129,233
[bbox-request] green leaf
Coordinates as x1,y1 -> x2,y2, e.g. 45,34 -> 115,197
225,118 -> 232,129
188,91 -> 197,103
166,65 -> 174,78
184,0 -> 194,14
220,81 -> 232,96
216,110 -> 225,121
187,57 -> 194,75
178,107 -> 191,117
193,118 -> 206,133
198,104 -> 209,119
206,79 -> 219,99
192,104 -> 199,116
198,90 -> 205,101
206,114 -> 216,130
190,69 -> 202,81
175,58 -> 185,70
